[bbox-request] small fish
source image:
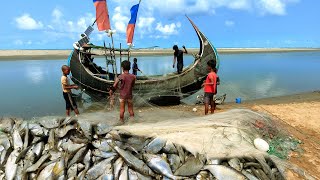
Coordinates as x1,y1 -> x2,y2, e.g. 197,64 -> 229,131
52,155 -> 65,178
77,163 -> 85,172
0,117 -> 14,133
94,123 -> 112,135
83,149 -> 91,168
242,170 -> 259,180
29,123 -> 46,136
32,142 -> 44,159
12,129 -> 23,150
37,161 -> 55,180
0,134 -> 11,150
5,149 -> 19,180
114,157 -> 124,180
162,141 -> 178,154
174,156 -> 204,176
119,164 -> 129,180
92,149 -> 117,159
92,139 -> 113,152
67,164 -> 78,179
128,168 -> 152,180
39,117 -> 63,129
61,139 -> 85,154
77,120 -> 92,140
23,125 -> 29,150
228,158 -> 243,171
255,156 -> 276,180
48,129 -> 55,149
196,171 -> 211,180
109,141 -> 155,177
68,146 -> 87,168
97,163 -> 114,180
203,165 -> 246,180
26,154 -> 51,172
143,154 -> 184,180
55,124 -> 77,138
144,137 -> 166,154
70,134 -> 89,144
92,156 -> 104,163
85,156 -> 114,179
168,154 -> 181,173
175,144 -> 185,164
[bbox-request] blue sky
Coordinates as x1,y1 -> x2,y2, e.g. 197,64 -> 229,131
0,0 -> 319,49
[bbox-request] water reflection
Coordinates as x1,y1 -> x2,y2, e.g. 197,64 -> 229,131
25,63 -> 44,84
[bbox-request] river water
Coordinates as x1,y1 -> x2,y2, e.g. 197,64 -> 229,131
1,51 -> 320,118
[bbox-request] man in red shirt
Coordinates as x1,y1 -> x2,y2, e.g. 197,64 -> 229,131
202,60 -> 218,115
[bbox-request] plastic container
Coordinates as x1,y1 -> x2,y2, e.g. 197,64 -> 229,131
235,97 -> 242,104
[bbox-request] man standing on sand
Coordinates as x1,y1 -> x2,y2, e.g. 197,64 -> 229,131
172,45 -> 188,74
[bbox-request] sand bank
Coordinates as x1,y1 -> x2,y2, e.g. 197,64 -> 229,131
1,48 -> 319,60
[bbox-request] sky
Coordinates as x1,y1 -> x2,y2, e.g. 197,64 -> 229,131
0,0 -> 319,49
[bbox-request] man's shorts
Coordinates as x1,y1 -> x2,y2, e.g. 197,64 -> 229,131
204,92 -> 216,104
177,63 -> 183,74
63,92 -> 77,110
119,98 -> 133,103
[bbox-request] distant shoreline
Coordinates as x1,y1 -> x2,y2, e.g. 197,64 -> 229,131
0,48 -> 320,60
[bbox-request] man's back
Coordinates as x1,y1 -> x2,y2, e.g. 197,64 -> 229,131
118,73 -> 136,99
174,50 -> 184,64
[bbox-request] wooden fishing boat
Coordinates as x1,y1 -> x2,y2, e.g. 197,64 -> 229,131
68,17 -> 219,103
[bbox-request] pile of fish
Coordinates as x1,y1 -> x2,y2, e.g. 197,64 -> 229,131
0,117 -> 284,180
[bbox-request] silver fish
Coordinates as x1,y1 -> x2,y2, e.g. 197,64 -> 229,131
196,171 -> 212,180
12,129 -> 23,150
114,157 -> 124,180
61,139 -> 85,154
26,154 -> 51,172
203,165 -> 246,180
242,170 -> 259,180
0,134 -> 11,150
92,149 -> 117,159
143,154 -> 184,180
83,149 -> 91,168
85,156 -> 114,179
48,129 -> 55,149
174,156 -> 204,176
55,124 -> 77,138
32,142 -> 44,159
109,141 -> 155,177
98,163 -> 114,180
52,156 -> 65,178
0,148 -> 7,165
37,161 -> 55,180
5,149 -> 19,180
95,123 -> 112,135
162,141 -> 178,154
15,161 -> 25,180
77,120 -> 92,140
67,164 -> 78,179
29,123 -> 46,136
39,117 -> 63,129
175,144 -> 185,164
49,150 -> 61,161
23,124 -> 29,150
128,168 -> 152,180
255,156 -> 275,180
228,158 -> 243,172
77,163 -> 85,172
144,137 -> 166,154
168,154 -> 181,173
0,117 -> 15,133
119,164 -> 129,180
68,146 -> 87,168
92,156 -> 104,163
92,139 -> 113,152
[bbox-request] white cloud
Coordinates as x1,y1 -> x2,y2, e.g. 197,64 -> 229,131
225,20 -> 235,27
15,14 -> 44,30
112,6 -> 129,33
156,22 -> 181,35
257,0 -> 284,15
137,17 -> 155,33
52,8 -> 63,20
14,40 -> 23,45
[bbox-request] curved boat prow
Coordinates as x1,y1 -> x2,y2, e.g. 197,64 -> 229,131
186,15 -> 220,71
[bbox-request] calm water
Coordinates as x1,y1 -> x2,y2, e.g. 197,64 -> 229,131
1,52 -> 320,118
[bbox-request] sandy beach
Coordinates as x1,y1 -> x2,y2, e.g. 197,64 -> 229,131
0,48 -> 320,60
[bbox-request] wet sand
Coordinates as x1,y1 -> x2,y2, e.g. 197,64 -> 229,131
1,48 -> 320,60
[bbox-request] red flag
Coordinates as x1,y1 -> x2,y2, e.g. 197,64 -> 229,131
93,0 -> 111,31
